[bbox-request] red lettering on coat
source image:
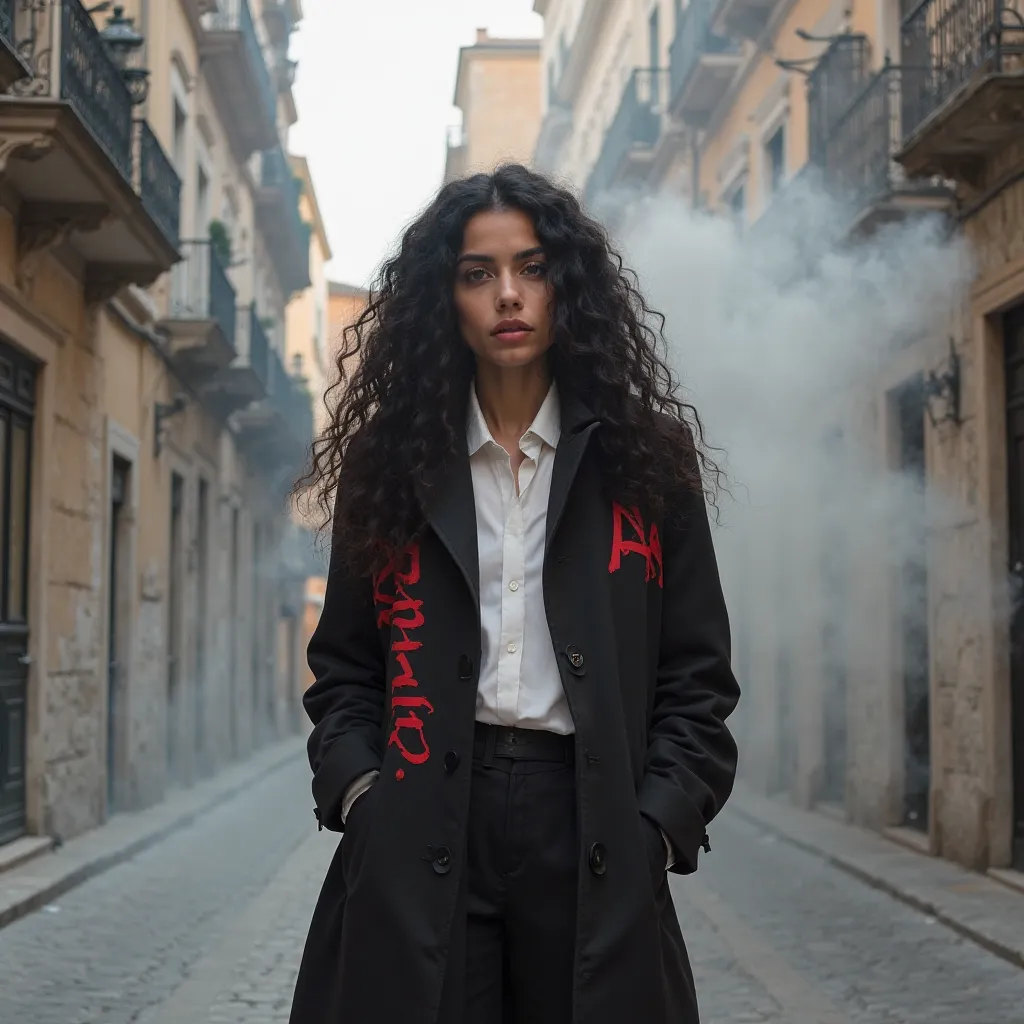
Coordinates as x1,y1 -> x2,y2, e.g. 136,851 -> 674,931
608,502 -> 664,588
373,544 -> 432,769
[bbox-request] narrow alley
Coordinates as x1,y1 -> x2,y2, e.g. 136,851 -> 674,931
1,750 -> 1021,1024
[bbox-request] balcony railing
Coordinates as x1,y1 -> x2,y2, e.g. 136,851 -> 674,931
268,348 -> 314,451
822,66 -> 900,206
242,303 -> 271,391
899,0 -> 1024,143
133,121 -> 181,250
1,0 -> 13,43
806,35 -> 871,166
19,0 -> 135,180
207,0 -> 278,133
170,241 -> 237,344
669,0 -> 740,112
261,143 -> 301,212
585,68 -> 667,203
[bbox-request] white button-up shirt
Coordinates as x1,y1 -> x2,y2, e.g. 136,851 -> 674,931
466,381 -> 572,735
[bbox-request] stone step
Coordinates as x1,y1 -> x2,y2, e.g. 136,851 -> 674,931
0,837 -> 53,878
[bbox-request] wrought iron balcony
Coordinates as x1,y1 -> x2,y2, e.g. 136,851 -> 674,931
275,56 -> 297,93
821,64 -> 953,232
585,68 -> 668,205
162,240 -> 238,379
896,0 -> 1024,178
806,35 -> 871,168
712,0 -> 787,41
0,0 -> 28,89
669,0 -> 742,126
201,0 -> 278,158
256,145 -> 312,295
0,0 -> 179,300
133,121 -> 181,251
269,347 -> 314,452
244,302 -> 272,393
234,342 -> 313,464
263,0 -> 297,45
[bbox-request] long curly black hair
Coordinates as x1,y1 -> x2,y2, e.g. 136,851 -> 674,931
301,163 -> 721,576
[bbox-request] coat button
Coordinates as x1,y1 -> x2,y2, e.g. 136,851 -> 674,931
433,846 -> 452,874
588,842 -> 607,876
444,750 -> 460,774
566,645 -> 584,671
457,654 -> 473,680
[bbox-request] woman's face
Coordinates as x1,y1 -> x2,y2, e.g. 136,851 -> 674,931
453,207 -> 554,373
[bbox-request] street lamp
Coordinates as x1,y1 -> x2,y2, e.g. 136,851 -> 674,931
100,5 -> 150,106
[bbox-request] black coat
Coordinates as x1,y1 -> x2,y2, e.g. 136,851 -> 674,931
289,396 -> 740,1024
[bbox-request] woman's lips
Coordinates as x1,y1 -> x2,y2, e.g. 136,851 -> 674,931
494,329 -> 532,343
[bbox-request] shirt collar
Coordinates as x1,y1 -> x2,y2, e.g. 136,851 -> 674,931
466,380 -> 561,456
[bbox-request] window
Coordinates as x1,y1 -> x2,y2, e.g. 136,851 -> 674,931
649,7 -> 660,68
172,99 -> 187,175
765,125 -> 786,196
728,184 -> 746,227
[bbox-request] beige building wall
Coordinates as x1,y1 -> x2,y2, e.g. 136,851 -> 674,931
286,156 -> 333,436
0,0 -> 313,848
533,0 -> 1024,875
444,29 -> 543,182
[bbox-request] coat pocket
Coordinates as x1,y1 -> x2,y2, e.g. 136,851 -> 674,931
640,813 -> 669,903
341,784 -> 377,886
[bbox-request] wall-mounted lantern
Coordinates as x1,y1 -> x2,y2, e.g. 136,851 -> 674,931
154,395 -> 188,457
100,5 -> 150,106
923,337 -> 962,429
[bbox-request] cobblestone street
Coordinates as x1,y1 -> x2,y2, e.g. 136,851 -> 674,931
0,755 -> 1022,1024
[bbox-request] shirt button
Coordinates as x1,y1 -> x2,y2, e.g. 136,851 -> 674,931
507,642 -> 517,654
508,580 -> 519,592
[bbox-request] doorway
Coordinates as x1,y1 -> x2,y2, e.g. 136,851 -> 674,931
229,506 -> 240,757
167,472 -> 185,778
895,378 -> 930,831
107,457 -> 130,810
1004,303 -> 1024,868
195,478 -> 209,774
821,428 -> 849,803
0,341 -> 36,846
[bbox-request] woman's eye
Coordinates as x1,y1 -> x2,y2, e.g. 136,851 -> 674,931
464,268 -> 489,283
522,262 -> 548,277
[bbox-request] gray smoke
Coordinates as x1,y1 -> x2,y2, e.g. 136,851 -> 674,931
616,179 -> 975,803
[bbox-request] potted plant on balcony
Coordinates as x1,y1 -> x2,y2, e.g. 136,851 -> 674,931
208,219 -> 233,267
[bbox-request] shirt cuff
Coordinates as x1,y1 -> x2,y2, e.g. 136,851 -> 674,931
662,828 -> 675,870
341,770 -> 379,824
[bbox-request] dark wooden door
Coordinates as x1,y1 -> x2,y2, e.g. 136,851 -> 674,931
0,341 -> 37,846
167,473 -> 185,776
1005,304 -> 1024,869
107,457 -> 129,808
821,428 -> 849,803
897,378 -> 930,831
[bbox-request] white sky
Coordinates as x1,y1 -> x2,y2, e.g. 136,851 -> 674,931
289,1 -> 543,288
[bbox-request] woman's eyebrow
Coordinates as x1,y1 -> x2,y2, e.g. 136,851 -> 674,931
455,246 -> 546,266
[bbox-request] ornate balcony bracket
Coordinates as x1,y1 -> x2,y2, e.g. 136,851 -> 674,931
16,200 -> 109,290
0,130 -> 54,176
84,262 -> 163,307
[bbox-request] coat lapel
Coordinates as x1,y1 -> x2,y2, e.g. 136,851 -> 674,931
546,392 -> 600,548
417,431 -> 480,605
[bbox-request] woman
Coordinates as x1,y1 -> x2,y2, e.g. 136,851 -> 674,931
290,163 -> 740,1024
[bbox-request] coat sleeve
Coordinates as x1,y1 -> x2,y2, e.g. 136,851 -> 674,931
637,474 -> 741,875
304,540 -> 387,833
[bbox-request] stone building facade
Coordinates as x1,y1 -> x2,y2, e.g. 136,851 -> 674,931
0,0 -> 319,849
531,0 -> 1024,873
443,28 -> 542,183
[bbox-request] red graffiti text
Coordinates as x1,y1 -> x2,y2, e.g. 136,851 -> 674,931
373,544 -> 433,769
608,502 -> 663,588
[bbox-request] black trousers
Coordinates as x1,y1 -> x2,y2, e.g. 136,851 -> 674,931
439,723 -> 578,1024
